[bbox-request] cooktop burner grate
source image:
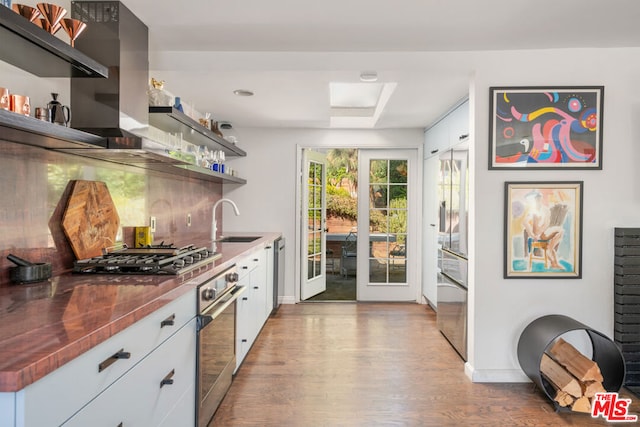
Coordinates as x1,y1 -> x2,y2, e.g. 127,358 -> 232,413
73,244 -> 221,275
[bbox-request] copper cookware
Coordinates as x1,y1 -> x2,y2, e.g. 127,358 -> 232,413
0,87 -> 9,111
10,94 -> 30,116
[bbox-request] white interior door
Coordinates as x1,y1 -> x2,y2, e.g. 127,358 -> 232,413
357,149 -> 417,301
301,149 -> 327,300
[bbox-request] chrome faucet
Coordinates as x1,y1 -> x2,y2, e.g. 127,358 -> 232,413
211,198 -> 240,241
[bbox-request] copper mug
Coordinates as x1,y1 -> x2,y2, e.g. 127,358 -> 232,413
0,87 -> 9,111
10,94 -> 31,116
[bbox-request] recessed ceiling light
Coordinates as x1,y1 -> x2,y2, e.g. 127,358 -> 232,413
359,71 -> 378,82
233,89 -> 254,96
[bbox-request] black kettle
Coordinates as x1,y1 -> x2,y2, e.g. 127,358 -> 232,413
48,93 -> 71,127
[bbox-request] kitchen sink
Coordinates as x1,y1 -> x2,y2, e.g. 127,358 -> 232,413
217,236 -> 261,243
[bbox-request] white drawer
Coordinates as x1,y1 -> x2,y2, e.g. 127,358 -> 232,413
236,250 -> 263,280
235,291 -> 253,371
63,318 -> 196,427
17,288 -> 195,427
158,382 -> 196,427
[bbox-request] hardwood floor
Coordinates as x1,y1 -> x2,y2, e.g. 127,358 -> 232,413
210,303 -> 640,426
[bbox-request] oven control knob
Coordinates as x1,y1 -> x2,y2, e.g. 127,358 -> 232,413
226,272 -> 239,283
201,288 -> 216,301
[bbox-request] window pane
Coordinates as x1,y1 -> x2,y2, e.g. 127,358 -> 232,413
315,163 -> 323,184
307,185 -> 314,207
370,258 -> 388,283
390,160 -> 408,183
389,264 -> 406,283
388,209 -> 406,235
307,232 -> 315,256
371,185 -> 388,209
371,214 -> 388,233
369,159 -> 388,183
307,257 -> 314,279
314,231 -> 321,255
369,239 -> 389,258
389,184 -> 407,204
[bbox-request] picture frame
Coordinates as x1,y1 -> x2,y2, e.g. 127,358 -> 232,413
504,181 -> 583,279
489,86 -> 604,170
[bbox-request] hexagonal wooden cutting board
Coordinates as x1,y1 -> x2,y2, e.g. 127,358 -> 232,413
61,180 -> 120,260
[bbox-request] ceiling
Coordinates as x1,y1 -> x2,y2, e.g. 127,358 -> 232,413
120,0 -> 640,130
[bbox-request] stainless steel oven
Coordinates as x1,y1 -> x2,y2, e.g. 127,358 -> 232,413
196,265 -> 244,427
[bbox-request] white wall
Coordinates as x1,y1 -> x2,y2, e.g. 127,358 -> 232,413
467,47 -> 640,382
223,47 -> 640,384
222,128 -> 423,303
0,61 -> 69,114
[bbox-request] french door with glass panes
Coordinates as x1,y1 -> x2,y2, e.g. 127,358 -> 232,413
356,149 -> 417,301
301,149 -> 327,300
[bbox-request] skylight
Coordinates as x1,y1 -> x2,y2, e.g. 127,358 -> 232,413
329,82 -> 397,128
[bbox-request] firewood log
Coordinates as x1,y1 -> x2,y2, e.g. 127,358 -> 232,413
548,338 -> 604,382
555,390 -> 575,407
571,396 -> 592,413
540,353 -> 582,398
582,380 -> 606,398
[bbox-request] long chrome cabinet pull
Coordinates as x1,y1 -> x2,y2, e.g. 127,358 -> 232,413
98,348 -> 131,372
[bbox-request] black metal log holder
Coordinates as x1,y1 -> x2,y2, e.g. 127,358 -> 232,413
517,314 -> 625,411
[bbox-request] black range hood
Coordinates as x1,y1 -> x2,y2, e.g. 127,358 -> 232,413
70,1 -> 148,149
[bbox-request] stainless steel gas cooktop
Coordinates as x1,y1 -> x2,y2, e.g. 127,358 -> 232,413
73,244 -> 221,275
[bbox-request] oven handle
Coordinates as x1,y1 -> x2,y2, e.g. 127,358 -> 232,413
197,285 -> 245,330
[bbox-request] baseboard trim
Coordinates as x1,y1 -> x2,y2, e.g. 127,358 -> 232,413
464,363 -> 530,383
280,296 -> 296,305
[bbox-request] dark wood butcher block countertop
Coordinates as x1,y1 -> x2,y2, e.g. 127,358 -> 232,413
0,232 -> 281,392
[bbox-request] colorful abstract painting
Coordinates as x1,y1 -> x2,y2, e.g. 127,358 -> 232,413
504,181 -> 583,279
489,87 -> 603,169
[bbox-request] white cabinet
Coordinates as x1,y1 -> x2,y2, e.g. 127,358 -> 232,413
424,99 -> 469,159
422,155 -> 440,305
423,99 -> 469,305
158,383 -> 197,427
235,241 -> 274,372
63,318 -> 196,427
235,290 -> 253,368
424,118 -> 449,159
447,99 -> 470,147
2,289 -> 196,427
